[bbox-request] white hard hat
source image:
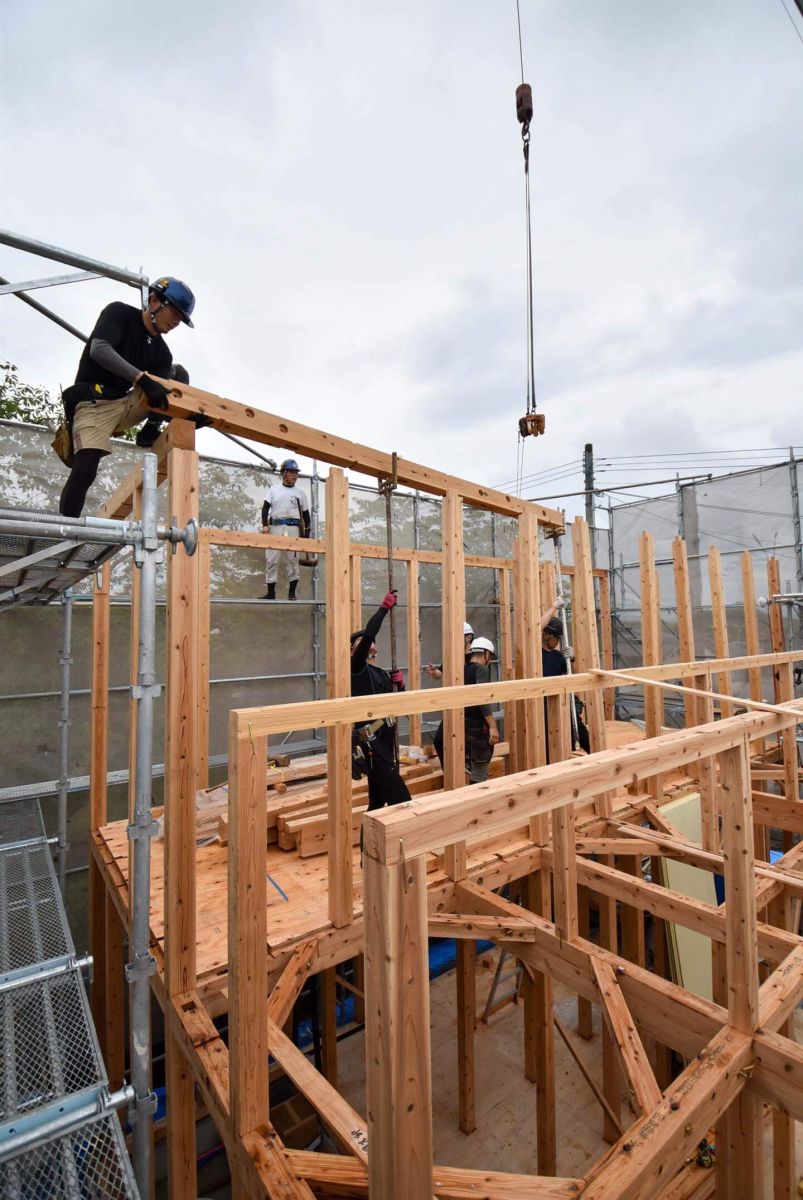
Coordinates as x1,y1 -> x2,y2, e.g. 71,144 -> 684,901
470,636 -> 495,656
463,622 -> 474,636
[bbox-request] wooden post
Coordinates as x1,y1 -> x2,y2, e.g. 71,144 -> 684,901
364,849 -> 433,1199
350,553 -> 362,631
442,490 -> 467,880
672,536 -> 696,730
720,737 -> 759,1034
547,694 -> 577,942
598,571 -> 615,721
406,560 -> 421,748
197,535 -> 212,790
522,870 -> 556,1174
740,551 -> 767,856
694,672 -> 719,853
163,446 -> 200,1200
456,940 -> 476,1134
326,469 -> 353,927
228,718 -> 269,1135
640,532 -> 664,799
768,895 -> 796,1200
89,562 -> 111,1037
499,566 -> 519,774
709,546 -> 734,718
320,967 -> 338,1088
515,506 -> 546,784
767,558 -> 796,852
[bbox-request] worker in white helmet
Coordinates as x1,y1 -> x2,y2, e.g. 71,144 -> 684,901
463,637 -> 500,783
426,622 -> 475,764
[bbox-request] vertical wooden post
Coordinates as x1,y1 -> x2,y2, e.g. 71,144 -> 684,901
767,559 -> 796,851
768,895 -> 796,1200
364,849 -> 433,1200
499,567 -> 519,773
320,966 -> 339,1087
639,531 -> 664,745
740,551 -> 767,855
350,554 -> 362,631
547,694 -> 577,942
719,737 -> 759,1034
89,562 -> 111,1037
571,519 -> 607,762
326,469 -> 353,927
709,546 -> 733,717
672,536 -> 697,730
196,535 -> 212,790
406,560 -> 421,748
228,719 -> 269,1135
456,940 -> 476,1134
515,507 -> 546,783
598,571 -> 615,721
163,447 -> 200,1200
442,490 -> 467,880
694,674 -> 719,853
522,870 -> 557,1174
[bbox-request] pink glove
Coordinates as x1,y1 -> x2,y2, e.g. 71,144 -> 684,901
390,669 -> 405,691
381,590 -> 398,610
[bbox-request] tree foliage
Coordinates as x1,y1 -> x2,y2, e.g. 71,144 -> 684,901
0,361 -> 61,428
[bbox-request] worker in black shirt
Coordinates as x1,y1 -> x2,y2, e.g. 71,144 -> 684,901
541,613 -> 590,755
350,590 -> 411,811
58,277 -> 196,517
463,637 -> 500,783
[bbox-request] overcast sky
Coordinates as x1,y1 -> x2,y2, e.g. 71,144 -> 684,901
2,0 -> 801,521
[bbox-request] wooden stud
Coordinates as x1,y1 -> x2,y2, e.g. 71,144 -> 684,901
709,546 -> 734,718
320,967 -> 338,1088
719,737 -> 759,1034
672,536 -> 697,730
522,871 -> 557,1174
228,718 -> 269,1135
570,519 -> 608,762
499,567 -> 519,774
455,940 -> 477,1134
598,571 -> 615,721
547,693 -> 577,942
694,670 -> 720,853
350,553 -> 362,631
406,560 -> 421,748
363,848 -> 433,1200
442,490 -> 467,880
640,532 -> 664,793
515,506 -> 546,783
197,534 -> 212,790
325,469 -> 353,927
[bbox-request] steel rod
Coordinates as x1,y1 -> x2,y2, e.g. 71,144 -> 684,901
56,590 -> 73,895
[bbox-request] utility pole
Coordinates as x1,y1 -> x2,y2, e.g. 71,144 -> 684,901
583,442 -> 595,564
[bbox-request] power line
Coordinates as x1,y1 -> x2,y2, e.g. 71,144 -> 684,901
778,0 -> 803,45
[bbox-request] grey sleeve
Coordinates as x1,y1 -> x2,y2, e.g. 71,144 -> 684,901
89,338 -> 140,385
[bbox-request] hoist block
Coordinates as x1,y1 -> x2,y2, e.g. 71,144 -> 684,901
518,412 -> 545,439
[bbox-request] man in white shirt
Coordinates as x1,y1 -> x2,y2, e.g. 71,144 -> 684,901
260,459 -> 311,600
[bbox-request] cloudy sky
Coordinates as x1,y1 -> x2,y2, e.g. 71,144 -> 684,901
2,0 -> 801,521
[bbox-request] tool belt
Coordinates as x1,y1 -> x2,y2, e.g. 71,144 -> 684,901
353,716 -> 395,743
351,717 -> 396,780
270,518 -> 300,527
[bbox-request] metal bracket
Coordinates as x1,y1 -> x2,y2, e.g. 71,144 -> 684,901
127,818 -> 158,843
125,952 -> 157,984
131,679 -> 162,700
167,515 -> 198,556
127,1089 -> 158,1125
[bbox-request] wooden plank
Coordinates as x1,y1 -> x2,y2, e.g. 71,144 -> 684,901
442,489 -> 467,880
268,939 -> 319,1027
406,560 -> 422,749
164,446 -> 200,999
326,468 -> 353,927
590,959 -> 662,1116
159,378 -> 565,522
719,737 -> 759,1034
580,1025 -> 752,1200
228,719 -> 269,1135
708,547 -> 734,718
428,913 -> 537,940
363,850 -> 433,1200
672,536 -> 697,730
456,940 -> 477,1134
197,533 -> 212,790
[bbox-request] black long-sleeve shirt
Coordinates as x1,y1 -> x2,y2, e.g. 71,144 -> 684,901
351,606 -> 393,696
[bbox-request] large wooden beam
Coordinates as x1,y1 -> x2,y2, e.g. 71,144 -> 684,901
157,378 -> 565,523
363,850 -> 433,1200
325,469 -> 353,927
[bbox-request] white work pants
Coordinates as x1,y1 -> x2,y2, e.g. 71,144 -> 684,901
265,524 -> 300,584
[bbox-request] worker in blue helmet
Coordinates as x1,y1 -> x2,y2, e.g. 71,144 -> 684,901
57,276 -> 203,517
260,458 -> 311,600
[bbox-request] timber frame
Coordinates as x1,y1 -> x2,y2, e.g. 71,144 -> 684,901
87,385 -> 803,1199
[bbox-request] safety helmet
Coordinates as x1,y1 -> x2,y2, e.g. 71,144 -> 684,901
544,617 -> 563,638
170,363 -> 190,385
281,458 -> 300,473
463,622 -> 474,636
470,636 -> 495,656
149,277 -> 196,327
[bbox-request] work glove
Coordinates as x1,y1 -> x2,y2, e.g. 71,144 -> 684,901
390,669 -> 405,691
380,589 -> 398,610
138,375 -> 171,410
135,417 -> 166,448
554,595 -> 565,609
191,413 -> 212,428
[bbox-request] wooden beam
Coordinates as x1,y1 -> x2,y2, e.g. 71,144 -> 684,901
320,967 -> 338,1088
267,939 -> 319,1028
363,850 -> 433,1200
228,718 -> 269,1136
428,913 -> 537,940
456,940 -> 477,1134
442,489 -> 467,880
499,567 -> 519,774
197,533 -> 212,789
326,468 -> 353,927
547,693 -> 577,941
523,871 -> 557,1173
598,571 -> 615,722
516,507 -> 546,785
158,379 -> 565,522
590,959 -> 662,1116
571,518 -> 608,820
672,536 -> 696,731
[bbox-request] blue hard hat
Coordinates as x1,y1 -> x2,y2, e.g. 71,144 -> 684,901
150,277 -> 196,327
281,459 -> 300,473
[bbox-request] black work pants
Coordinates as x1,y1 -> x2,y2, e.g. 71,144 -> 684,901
365,740 -> 411,811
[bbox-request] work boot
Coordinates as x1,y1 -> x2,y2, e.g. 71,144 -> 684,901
261,583 -> 276,601
288,580 -> 298,601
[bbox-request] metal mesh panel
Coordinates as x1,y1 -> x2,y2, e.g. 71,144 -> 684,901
0,519 -> 121,612
0,798 -> 46,846
0,1113 -> 138,1198
0,844 -> 74,974
0,970 -> 105,1120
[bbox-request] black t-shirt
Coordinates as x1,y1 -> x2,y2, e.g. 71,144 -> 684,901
541,647 -> 567,677
465,661 -> 492,726
75,302 -> 172,399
